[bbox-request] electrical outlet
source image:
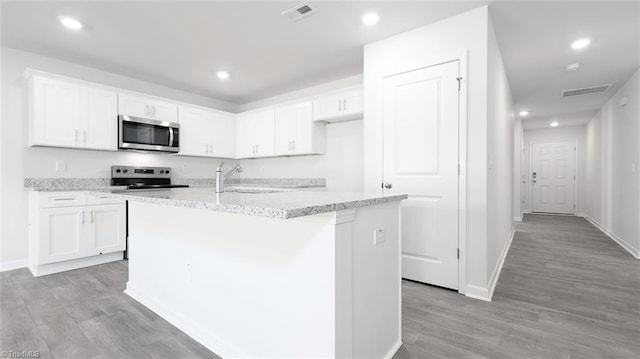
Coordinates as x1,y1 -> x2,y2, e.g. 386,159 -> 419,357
373,228 -> 385,245
55,160 -> 66,172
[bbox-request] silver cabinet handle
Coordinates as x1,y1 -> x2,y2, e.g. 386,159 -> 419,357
82,210 -> 85,224
91,210 -> 94,224
383,183 -> 393,189
53,197 -> 76,201
292,140 -> 296,150
256,145 -> 259,154
75,129 -> 78,144
343,98 -> 347,112
151,106 -> 156,116
83,130 -> 87,145
209,144 -> 213,154
338,99 -> 342,112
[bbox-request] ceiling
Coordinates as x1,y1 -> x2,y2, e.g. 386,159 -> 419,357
0,1 -> 485,104
2,1 -> 638,123
490,1 -> 639,125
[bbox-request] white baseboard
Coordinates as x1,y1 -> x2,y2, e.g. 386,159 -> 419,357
383,340 -> 403,359
465,285 -> 491,302
0,259 -> 28,272
125,282 -> 251,359
29,252 -> 123,277
582,214 -> 640,259
465,226 -> 516,302
513,215 -> 523,222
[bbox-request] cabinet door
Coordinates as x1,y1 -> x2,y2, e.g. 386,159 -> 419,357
38,207 -> 86,264
118,93 -> 152,119
149,99 -> 178,123
209,112 -> 236,158
252,109 -> 276,157
31,76 -> 80,147
313,87 -> 363,122
236,109 -> 275,158
79,86 -> 118,151
275,102 -> 313,155
86,204 -> 126,256
235,113 -> 255,158
178,105 -> 213,157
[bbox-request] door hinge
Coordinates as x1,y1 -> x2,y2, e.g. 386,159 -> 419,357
456,77 -> 463,91
457,248 -> 460,259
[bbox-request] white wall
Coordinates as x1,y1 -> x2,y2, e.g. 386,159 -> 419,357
364,6 -> 514,299
585,111 -> 603,224
585,69 -> 640,257
522,125 -> 587,213
486,17 -> 514,289
513,118 -> 523,221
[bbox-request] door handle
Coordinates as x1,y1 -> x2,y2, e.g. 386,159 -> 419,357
383,182 -> 393,189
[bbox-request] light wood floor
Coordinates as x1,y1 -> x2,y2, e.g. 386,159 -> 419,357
1,214 -> 638,358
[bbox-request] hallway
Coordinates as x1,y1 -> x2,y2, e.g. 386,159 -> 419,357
395,214 -> 640,358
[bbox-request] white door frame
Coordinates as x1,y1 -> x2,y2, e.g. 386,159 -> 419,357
379,52 -> 468,294
528,139 -> 578,215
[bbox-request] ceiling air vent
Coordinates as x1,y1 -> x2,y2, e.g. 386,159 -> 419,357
282,2 -> 317,22
562,84 -> 612,97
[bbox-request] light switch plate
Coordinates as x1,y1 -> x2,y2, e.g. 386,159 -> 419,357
374,228 -> 385,245
55,160 -> 66,172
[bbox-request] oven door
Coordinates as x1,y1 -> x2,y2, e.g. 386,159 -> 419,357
119,115 -> 180,152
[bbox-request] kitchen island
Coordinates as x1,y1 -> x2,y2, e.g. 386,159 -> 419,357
98,187 -> 407,359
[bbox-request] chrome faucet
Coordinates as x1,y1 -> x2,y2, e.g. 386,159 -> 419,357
215,162 -> 243,193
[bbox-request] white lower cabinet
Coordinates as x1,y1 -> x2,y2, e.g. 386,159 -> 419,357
29,191 -> 126,276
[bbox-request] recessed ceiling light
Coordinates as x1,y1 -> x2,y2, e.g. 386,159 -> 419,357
216,71 -> 229,80
566,63 -> 580,71
550,121 -> 559,127
571,38 -> 591,50
362,12 -> 380,26
519,110 -> 529,117
58,16 -> 83,30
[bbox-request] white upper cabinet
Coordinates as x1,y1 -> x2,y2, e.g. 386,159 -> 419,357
29,74 -> 118,151
178,105 -> 235,158
118,93 -> 178,123
275,101 -> 325,156
79,86 -> 118,151
313,87 -> 363,123
236,109 -> 276,158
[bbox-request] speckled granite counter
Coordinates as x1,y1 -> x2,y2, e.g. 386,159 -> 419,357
24,178 -> 325,191
93,187 -> 407,219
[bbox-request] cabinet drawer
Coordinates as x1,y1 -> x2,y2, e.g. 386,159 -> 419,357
39,192 -> 86,208
87,193 -> 125,205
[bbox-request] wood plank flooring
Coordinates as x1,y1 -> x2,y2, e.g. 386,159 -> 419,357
1,214 -> 638,358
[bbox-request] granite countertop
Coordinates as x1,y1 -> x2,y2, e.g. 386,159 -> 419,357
24,178 -> 325,192
92,187 -> 408,219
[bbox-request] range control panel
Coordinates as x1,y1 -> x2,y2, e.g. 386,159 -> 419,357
111,166 -> 172,179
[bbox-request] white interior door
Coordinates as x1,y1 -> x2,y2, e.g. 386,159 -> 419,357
530,141 -> 576,214
382,60 -> 460,290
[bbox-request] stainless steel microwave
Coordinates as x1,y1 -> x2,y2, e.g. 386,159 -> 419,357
118,115 -> 180,153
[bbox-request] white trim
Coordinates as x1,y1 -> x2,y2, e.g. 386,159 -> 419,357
457,51 -> 468,295
125,282 -> 249,358
513,216 -> 523,222
582,214 -> 640,259
523,209 -> 531,214
487,227 -> 516,300
465,285 -> 491,302
29,252 -> 123,277
383,340 -> 403,359
464,226 -> 516,302
528,139 -> 579,215
0,259 -> 28,272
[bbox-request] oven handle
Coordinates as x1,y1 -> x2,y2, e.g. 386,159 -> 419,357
169,127 -> 174,147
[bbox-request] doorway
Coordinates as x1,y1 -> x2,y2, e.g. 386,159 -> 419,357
381,60 -> 461,290
529,140 -> 577,214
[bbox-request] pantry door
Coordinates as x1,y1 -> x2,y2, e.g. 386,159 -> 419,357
530,141 -> 576,214
382,60 -> 460,290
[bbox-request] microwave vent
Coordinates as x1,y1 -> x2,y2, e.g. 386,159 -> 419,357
282,2 -> 317,22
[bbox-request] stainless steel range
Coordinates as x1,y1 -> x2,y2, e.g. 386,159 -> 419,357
111,166 -> 189,190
